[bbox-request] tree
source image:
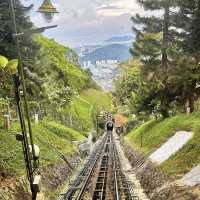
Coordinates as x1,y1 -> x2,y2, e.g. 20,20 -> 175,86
116,0 -> 200,118
0,1 -> 95,118
176,0 -> 200,64
170,0 -> 200,111
114,59 -> 142,105
131,0 -> 178,66
130,0 -> 180,117
0,0 -> 40,99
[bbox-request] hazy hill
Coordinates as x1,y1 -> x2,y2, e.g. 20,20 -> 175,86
105,35 -> 134,43
80,43 -> 131,64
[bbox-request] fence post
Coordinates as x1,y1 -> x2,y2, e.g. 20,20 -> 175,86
34,114 -> 39,124
4,114 -> 11,129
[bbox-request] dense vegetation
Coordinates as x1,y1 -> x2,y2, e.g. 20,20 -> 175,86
0,0 -> 105,132
66,89 -> 112,132
0,86 -> 112,176
114,0 -> 200,118
0,0 -> 112,178
114,0 -> 200,179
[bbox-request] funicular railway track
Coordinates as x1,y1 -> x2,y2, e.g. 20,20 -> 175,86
59,129 -> 139,200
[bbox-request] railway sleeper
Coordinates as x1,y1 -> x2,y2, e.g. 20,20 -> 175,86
97,176 -> 107,181
95,185 -> 106,190
93,193 -> 106,200
99,170 -> 107,174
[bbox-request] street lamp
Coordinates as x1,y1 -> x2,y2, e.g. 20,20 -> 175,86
37,0 -> 59,22
9,0 -> 58,199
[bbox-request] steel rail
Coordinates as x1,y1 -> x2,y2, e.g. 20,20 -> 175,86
112,138 -> 139,200
92,132 -> 111,200
75,150 -> 102,200
59,134 -> 108,200
112,139 -> 120,200
92,155 -> 108,200
75,134 -> 108,200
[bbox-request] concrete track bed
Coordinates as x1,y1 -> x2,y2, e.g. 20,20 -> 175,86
122,142 -> 200,200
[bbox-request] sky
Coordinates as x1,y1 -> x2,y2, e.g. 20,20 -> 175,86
21,0 -> 144,47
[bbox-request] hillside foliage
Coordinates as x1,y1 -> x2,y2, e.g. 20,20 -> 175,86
114,0 -> 200,119
0,0 -> 112,178
0,0 -> 101,132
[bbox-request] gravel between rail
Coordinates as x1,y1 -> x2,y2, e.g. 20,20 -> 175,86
114,133 -> 149,200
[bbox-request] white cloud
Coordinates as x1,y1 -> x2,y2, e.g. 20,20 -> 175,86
97,0 -> 145,17
21,0 -> 144,46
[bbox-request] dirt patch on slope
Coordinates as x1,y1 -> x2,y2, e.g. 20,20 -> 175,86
0,152 -> 82,200
122,142 -> 200,200
0,177 -> 31,200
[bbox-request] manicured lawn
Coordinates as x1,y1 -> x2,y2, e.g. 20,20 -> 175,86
124,113 -> 200,176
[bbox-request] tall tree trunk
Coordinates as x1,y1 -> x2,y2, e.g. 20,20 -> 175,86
189,95 -> 195,113
161,98 -> 169,118
162,2 -> 170,68
185,94 -> 195,113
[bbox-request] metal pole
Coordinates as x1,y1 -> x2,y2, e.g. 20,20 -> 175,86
13,75 -> 34,191
9,1 -> 37,199
9,0 -> 36,162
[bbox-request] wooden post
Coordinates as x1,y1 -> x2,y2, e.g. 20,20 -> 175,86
141,133 -> 143,148
4,114 -> 11,129
69,114 -> 73,126
34,114 -> 39,124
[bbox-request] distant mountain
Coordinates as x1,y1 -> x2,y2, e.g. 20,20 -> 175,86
80,43 -> 131,64
105,35 -> 134,43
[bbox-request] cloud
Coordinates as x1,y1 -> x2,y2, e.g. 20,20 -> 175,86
97,0 -> 145,16
21,0 -> 144,47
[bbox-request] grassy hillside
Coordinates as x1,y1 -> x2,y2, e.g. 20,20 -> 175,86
124,113 -> 200,176
68,89 -> 112,132
0,120 -> 85,176
80,89 -> 112,109
34,35 -> 90,93
0,88 -> 111,177
80,44 -> 131,64
0,92 -> 110,196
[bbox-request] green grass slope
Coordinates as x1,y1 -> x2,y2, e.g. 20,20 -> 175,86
0,120 -> 85,176
69,89 -> 112,131
71,96 -> 92,129
124,113 -> 200,176
80,89 -> 112,109
42,120 -> 84,141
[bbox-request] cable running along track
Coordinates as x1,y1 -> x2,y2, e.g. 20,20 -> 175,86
59,130 -> 139,200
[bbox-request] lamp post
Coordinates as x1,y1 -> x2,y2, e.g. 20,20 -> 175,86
38,0 -> 59,22
9,0 -> 58,199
